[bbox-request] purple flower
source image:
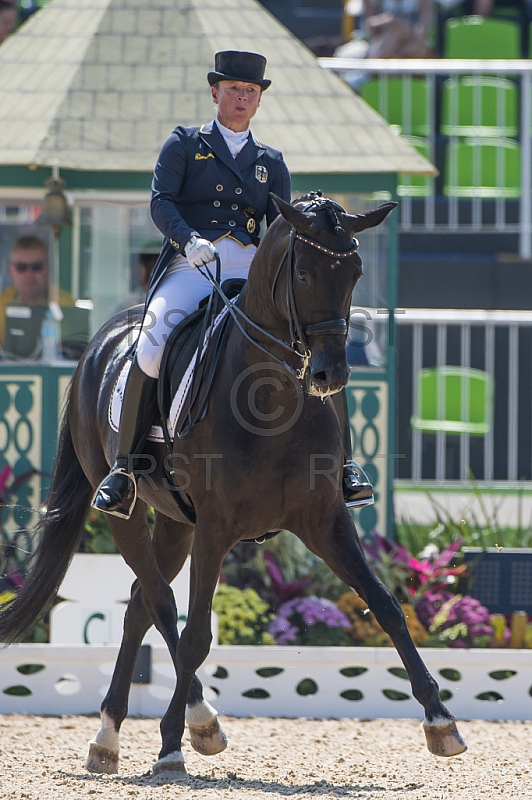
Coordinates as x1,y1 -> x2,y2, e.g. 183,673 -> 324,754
263,550 -> 311,607
415,590 -> 454,628
267,596 -> 351,646
267,615 -> 298,645
428,594 -> 495,648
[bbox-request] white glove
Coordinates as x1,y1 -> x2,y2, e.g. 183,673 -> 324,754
184,236 -> 217,268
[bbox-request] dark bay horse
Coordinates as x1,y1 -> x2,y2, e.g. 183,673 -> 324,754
0,194 -> 466,776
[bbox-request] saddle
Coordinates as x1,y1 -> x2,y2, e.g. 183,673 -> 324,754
157,278 -> 245,436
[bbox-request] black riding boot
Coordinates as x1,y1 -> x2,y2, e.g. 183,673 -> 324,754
91,359 -> 157,519
331,389 -> 374,509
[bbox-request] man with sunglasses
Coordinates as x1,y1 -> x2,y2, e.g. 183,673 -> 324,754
0,235 -> 74,346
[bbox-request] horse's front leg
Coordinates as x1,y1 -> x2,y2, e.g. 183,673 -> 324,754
86,508 -> 185,773
301,506 -> 467,758
152,516 -> 228,777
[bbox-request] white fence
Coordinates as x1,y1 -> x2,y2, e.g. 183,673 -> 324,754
1,643 -> 531,721
1,555 -> 531,721
396,308 -> 532,484
319,58 -> 532,258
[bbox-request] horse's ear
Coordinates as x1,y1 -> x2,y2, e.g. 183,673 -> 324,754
270,193 -> 311,231
343,202 -> 398,235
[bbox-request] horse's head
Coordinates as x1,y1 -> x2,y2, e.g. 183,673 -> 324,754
268,192 -> 396,397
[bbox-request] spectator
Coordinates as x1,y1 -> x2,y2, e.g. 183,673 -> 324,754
0,235 -> 74,345
335,0 -> 436,60
0,0 -> 18,45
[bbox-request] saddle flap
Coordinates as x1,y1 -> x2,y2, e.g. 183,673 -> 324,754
157,308 -> 205,423
157,279 -> 246,432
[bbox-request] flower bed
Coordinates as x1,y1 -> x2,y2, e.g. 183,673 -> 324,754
215,534 -> 532,652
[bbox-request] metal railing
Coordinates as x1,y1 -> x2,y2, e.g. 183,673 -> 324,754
319,58 -> 532,258
395,309 -> 532,484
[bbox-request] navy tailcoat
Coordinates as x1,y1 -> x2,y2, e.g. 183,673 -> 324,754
148,122 -> 291,303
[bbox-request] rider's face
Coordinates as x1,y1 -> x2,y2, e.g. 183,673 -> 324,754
212,80 -> 262,133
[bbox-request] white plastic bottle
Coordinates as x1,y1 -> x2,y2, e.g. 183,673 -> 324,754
41,307 -> 62,362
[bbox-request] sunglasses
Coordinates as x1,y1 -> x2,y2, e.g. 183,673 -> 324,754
11,260 -> 46,273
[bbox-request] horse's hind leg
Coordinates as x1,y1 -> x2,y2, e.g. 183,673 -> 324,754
87,509 -> 225,775
302,508 -> 467,758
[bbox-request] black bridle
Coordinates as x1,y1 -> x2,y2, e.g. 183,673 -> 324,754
271,226 -> 359,377
198,200 -> 359,381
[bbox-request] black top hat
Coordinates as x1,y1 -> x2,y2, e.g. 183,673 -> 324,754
208,50 -> 271,91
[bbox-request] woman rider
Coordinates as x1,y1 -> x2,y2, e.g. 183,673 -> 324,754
92,50 -> 373,518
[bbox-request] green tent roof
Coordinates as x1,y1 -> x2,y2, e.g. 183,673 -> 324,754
0,0 -> 435,176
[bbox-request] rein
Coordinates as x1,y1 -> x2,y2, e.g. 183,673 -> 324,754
198,200 -> 359,381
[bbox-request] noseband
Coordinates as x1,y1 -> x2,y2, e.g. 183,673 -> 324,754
198,198 -> 359,381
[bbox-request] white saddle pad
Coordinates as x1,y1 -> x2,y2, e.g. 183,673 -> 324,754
109,305 -> 230,443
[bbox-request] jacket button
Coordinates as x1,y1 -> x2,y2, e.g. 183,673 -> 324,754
229,220 -> 236,227
216,184 -> 223,191
231,203 -> 238,210
235,187 -> 242,194
213,200 -> 220,207
211,220 -> 218,224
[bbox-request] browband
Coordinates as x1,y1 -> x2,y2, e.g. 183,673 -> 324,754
295,232 -> 359,259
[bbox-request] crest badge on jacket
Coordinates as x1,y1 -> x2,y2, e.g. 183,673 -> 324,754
255,165 -> 268,183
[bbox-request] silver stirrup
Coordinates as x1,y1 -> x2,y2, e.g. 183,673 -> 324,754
346,495 -> 375,510
90,467 -> 137,520
344,461 -> 374,510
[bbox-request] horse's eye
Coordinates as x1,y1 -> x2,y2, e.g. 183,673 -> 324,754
296,270 -> 308,282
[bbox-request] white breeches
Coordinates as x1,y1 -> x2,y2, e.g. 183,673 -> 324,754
136,237 -> 255,378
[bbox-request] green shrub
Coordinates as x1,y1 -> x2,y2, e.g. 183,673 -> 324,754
395,477 -> 532,554
80,506 -> 155,553
80,509 -> 117,553
212,584 -> 274,645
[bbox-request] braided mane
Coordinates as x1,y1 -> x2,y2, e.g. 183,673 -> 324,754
294,190 -> 345,234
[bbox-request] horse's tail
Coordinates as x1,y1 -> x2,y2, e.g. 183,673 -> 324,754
0,390 -> 93,644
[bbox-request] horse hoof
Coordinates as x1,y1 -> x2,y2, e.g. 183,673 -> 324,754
423,717 -> 467,757
186,700 -> 228,755
152,751 -> 187,778
188,717 -> 228,756
86,742 -> 119,774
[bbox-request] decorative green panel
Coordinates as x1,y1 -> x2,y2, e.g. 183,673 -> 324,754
346,378 -> 390,540
0,374 -> 42,570
0,365 -> 75,569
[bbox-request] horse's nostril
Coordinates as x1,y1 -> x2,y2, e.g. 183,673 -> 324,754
312,370 -> 330,386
